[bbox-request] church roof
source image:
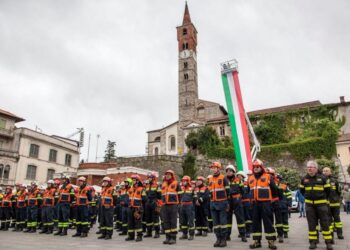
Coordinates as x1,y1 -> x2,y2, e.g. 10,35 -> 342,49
197,99 -> 228,115
147,121 -> 178,133
182,2 -> 192,25
248,100 -> 322,116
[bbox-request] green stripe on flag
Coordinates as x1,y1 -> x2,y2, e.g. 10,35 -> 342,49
221,73 -> 243,170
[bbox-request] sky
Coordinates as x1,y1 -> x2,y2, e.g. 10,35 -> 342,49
1,0 -> 349,161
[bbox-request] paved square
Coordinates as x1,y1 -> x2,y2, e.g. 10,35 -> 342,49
0,212 -> 349,250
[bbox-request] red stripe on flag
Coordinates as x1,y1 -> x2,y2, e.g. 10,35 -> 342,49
232,71 -> 252,170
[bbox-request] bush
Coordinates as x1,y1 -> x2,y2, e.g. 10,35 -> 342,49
182,152 -> 197,180
275,166 -> 301,190
260,137 -> 333,161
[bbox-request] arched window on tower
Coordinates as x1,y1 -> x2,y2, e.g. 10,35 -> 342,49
169,136 -> 176,151
182,43 -> 189,50
183,28 -> 187,35
184,62 -> 188,69
184,73 -> 189,80
154,147 -> 159,156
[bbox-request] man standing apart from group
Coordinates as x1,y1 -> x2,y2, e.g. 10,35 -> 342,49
300,161 -> 333,250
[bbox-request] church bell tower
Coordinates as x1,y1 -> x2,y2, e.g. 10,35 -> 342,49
177,2 -> 198,154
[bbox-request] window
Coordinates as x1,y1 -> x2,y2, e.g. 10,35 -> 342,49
197,107 -> 205,118
0,164 -> 3,178
26,165 -> 37,180
154,136 -> 160,142
169,136 -> 176,151
49,149 -> 57,162
154,147 -> 159,156
29,144 -> 40,158
0,118 -> 6,129
182,42 -> 189,50
219,126 -> 225,136
184,73 -> 189,80
47,169 -> 55,181
182,28 -> 187,35
65,154 -> 72,166
3,165 -> 10,179
184,62 -> 188,69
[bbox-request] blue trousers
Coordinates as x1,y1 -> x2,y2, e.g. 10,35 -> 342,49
76,205 -> 89,233
180,204 -> 195,235
210,201 -> 228,239
57,203 -> 70,229
27,206 -> 38,228
41,206 -> 54,227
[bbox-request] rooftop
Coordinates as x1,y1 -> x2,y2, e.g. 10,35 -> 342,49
0,108 -> 25,122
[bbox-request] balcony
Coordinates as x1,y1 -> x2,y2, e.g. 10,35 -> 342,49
0,149 -> 19,159
0,178 -> 15,186
0,128 -> 14,139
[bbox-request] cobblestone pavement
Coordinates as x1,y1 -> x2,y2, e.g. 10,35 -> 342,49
0,212 -> 349,250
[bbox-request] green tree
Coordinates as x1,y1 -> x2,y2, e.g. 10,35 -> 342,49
254,116 -> 288,145
197,126 -> 221,155
182,152 -> 197,180
185,130 -> 199,151
104,140 -> 116,162
276,166 -> 301,190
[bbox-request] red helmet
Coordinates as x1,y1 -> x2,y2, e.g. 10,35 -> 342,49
196,176 -> 206,182
210,161 -> 222,169
147,172 -> 157,179
165,170 -> 175,176
131,174 -> 141,182
182,175 -> 191,182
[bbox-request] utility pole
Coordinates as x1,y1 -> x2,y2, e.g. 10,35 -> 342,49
86,133 -> 91,162
95,134 -> 100,162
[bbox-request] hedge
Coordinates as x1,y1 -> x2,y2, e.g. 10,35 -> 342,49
206,137 -> 334,162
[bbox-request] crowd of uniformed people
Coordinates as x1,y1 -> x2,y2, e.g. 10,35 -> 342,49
0,159 -> 345,249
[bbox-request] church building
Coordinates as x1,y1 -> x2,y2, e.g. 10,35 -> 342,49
147,3 -> 229,156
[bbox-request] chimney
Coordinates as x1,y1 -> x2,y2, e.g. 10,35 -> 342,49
340,96 -> 345,104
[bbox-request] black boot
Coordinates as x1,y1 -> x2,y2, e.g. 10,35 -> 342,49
60,228 -> 67,236
163,234 -> 170,244
46,226 -> 53,234
278,236 -> 284,243
241,235 -> 247,242
249,240 -> 262,249
81,232 -> 88,238
326,242 -> 333,250
268,240 -> 277,250
98,234 -> 106,239
39,226 -> 48,234
188,234 -> 194,240
284,233 -> 288,238
144,228 -> 152,238
104,234 -> 112,240
168,234 -> 176,245
195,230 -> 202,236
29,227 -> 36,233
309,241 -> 317,249
125,232 -> 135,241
219,238 -> 227,247
136,234 -> 143,242
54,228 -> 62,236
179,233 -> 188,240
337,228 -> 344,239
214,238 -> 221,247
119,230 -> 127,236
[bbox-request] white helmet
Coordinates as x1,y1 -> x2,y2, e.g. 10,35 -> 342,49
225,164 -> 236,173
47,180 -> 54,184
236,171 -> 247,179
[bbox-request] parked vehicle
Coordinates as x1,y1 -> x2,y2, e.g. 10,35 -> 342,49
290,191 -> 299,212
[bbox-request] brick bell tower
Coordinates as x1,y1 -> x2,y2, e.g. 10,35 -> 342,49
177,2 -> 198,155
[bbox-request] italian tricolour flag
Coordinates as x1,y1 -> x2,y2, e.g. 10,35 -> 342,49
221,68 -> 252,172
